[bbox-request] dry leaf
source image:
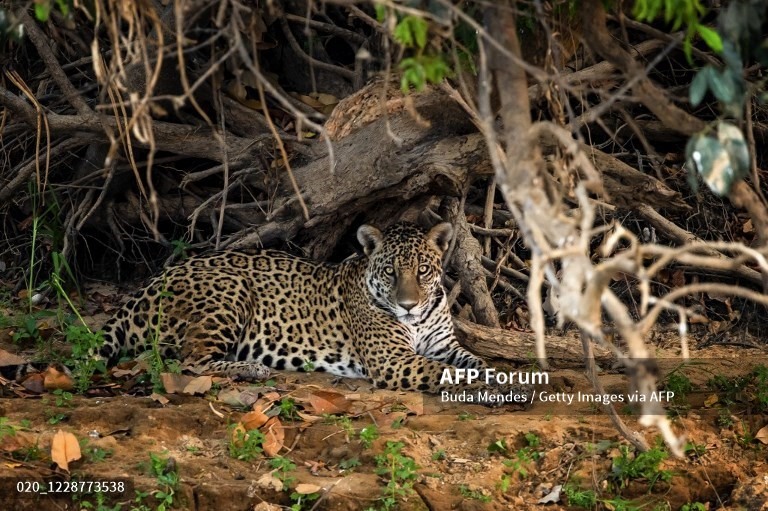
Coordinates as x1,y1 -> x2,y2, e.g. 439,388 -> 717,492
296,94 -> 324,109
161,373 -> 194,394
112,368 -> 137,378
241,409 -> 269,431
229,423 -> 247,448
263,391 -> 281,402
182,375 -> 212,395
227,80 -> 247,101
252,392 -> 280,413
707,321 -> 729,334
21,373 -> 45,393
296,411 -> 321,423
756,425 -> 768,444
43,367 -> 75,391
253,503 -> 281,511
162,373 -> 212,394
307,390 -> 351,415
671,269 -> 685,288
704,394 -> 719,407
689,314 -> 710,325
304,459 -> 325,475
238,388 -> 264,407
261,417 -> 285,457
311,93 -> 338,106
294,483 -> 322,494
0,431 -> 36,453
216,388 -> 244,407
256,472 -> 283,492
0,348 -> 28,366
150,393 -> 169,405
51,430 -> 81,472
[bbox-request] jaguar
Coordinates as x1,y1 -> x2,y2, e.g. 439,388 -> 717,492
99,222 -> 500,394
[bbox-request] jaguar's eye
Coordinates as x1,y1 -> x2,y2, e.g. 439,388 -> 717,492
418,264 -> 430,275
384,266 -> 395,276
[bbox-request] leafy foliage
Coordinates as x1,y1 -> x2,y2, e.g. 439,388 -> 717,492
610,445 -> 672,489
563,483 -> 598,508
228,426 -> 265,461
685,1 -> 767,194
632,0 -> 721,60
367,441 -> 418,511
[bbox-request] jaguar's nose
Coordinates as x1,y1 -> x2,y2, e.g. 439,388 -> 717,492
397,298 -> 418,312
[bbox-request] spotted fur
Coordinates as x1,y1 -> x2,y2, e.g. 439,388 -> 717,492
99,222 -> 490,393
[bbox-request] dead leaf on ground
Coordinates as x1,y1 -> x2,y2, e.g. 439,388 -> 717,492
256,471 -> 283,492
21,373 -> 45,393
756,425 -> 768,444
252,392 -> 280,414
294,483 -> 322,494
161,373 -> 193,394
253,502 -> 281,511
241,409 -> 269,431
306,390 -> 352,415
0,430 -> 36,453
296,411 -> 322,423
0,349 -> 28,366
111,361 -> 144,378
216,388 -> 244,407
304,459 -> 325,475
704,394 -> 719,407
182,375 -> 212,395
161,373 -> 212,395
150,393 -> 169,405
263,391 -> 281,402
239,388 -> 264,407
397,394 -> 424,416
230,423 -> 247,447
51,430 -> 81,472
43,366 -> 74,391
261,417 -> 285,457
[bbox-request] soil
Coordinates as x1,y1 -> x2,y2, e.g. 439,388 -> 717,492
0,295 -> 767,511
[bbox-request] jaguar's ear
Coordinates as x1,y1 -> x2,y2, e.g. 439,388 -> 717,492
427,222 -> 453,254
357,224 -> 383,256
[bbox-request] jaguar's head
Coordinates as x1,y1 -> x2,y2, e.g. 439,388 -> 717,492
357,221 -> 452,324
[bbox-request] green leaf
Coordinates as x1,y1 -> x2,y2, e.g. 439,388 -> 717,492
34,1 -> 51,22
399,58 -> 427,93
695,25 -> 722,53
689,67 -> 711,107
720,40 -> 743,73
394,16 -> 428,49
663,0 -> 673,23
393,18 -> 413,47
411,17 -> 428,49
707,69 -> 737,105
374,3 -> 386,24
682,36 -> 693,64
55,0 -> 70,17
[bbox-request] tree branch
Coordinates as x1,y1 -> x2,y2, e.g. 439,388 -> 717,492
17,8 -> 92,115
0,86 -> 272,164
580,0 -> 706,136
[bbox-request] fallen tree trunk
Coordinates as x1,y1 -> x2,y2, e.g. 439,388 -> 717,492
454,318 -> 613,366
